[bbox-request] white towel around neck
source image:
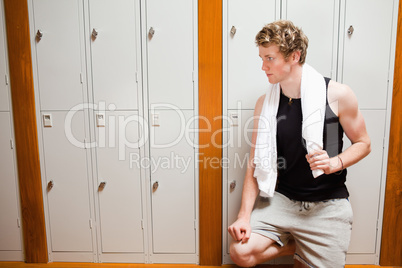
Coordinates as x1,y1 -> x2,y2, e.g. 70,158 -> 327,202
253,63 -> 326,197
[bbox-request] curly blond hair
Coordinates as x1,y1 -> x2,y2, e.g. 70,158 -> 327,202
255,20 -> 309,64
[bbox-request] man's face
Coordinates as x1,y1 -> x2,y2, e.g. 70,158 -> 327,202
258,44 -> 292,84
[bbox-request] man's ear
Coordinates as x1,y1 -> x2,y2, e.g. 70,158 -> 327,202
292,50 -> 301,63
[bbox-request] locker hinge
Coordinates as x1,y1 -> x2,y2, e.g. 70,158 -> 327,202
376,219 -> 380,231
136,72 -> 139,83
17,218 -> 21,228
89,219 -> 93,229
383,137 -> 386,149
80,73 -> 83,84
5,74 -> 9,85
10,139 -> 14,149
194,220 -> 197,230
192,71 -> 195,82
141,220 -> 144,229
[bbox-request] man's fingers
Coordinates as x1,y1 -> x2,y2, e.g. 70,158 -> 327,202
234,227 -> 243,241
228,226 -> 240,241
227,226 -> 234,240
241,228 -> 251,243
307,149 -> 326,159
306,151 -> 329,165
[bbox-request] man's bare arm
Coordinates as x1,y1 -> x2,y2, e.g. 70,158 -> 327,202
228,95 -> 265,242
307,81 -> 371,173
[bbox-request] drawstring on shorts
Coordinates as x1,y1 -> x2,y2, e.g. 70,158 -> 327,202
299,201 -> 311,212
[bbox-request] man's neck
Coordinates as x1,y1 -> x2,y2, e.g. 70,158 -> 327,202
279,64 -> 303,99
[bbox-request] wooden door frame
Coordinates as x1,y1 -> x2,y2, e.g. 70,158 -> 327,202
380,0 -> 402,265
198,0 -> 222,265
3,0 -> 48,263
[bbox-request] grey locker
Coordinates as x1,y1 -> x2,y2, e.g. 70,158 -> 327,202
226,110 -> 253,251
345,110 -> 386,254
146,0 -> 194,109
0,2 -> 9,112
29,0 -> 199,262
341,0 -> 394,109
42,111 -> 93,252
33,0 -> 86,111
283,0 -> 339,78
150,109 -> 195,253
95,111 -> 144,253
0,112 -> 22,252
227,0 -> 277,110
88,0 -> 140,111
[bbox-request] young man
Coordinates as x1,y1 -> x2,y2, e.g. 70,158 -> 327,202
228,20 -> 371,267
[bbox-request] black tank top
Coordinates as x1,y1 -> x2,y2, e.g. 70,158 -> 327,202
276,77 -> 349,201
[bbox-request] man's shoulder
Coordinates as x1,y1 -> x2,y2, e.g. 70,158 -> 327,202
328,80 -> 359,117
328,80 -> 353,103
256,94 -> 265,106
254,94 -> 266,116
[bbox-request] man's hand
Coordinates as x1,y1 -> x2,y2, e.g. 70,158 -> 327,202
305,149 -> 341,174
228,217 -> 252,243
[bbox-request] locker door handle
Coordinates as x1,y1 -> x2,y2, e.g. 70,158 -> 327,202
230,26 -> 236,36
47,180 -> 54,190
92,28 -> 98,39
148,27 -> 155,39
36,29 -> 43,41
347,25 -> 354,35
99,181 -> 107,190
152,181 -> 159,191
230,180 -> 236,190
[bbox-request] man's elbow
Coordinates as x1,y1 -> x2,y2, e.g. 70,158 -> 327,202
364,137 -> 371,157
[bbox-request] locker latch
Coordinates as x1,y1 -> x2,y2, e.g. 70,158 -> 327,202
230,26 -> 236,36
98,181 -> 107,191
92,28 -> 98,39
152,181 -> 159,192
149,27 -> 155,39
96,113 -> 105,127
347,25 -> 354,36
36,29 -> 43,41
43,114 -> 53,127
47,180 -> 54,190
230,113 -> 239,126
230,180 -> 236,191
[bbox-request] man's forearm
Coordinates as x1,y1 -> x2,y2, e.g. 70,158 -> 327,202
237,163 -> 260,221
335,139 -> 371,172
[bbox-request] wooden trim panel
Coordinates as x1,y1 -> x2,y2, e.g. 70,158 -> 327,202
380,0 -> 402,265
198,0 -> 223,265
3,0 -> 48,263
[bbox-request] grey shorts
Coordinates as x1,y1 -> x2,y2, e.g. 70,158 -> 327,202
250,191 -> 353,268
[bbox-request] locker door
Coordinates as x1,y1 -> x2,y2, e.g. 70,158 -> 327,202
0,2 -> 9,112
284,0 -> 339,78
146,0 -> 194,109
226,110 -> 253,252
33,0 -> 86,110
42,111 -> 93,252
227,0 -> 277,110
341,0 -> 394,109
345,110 -> 386,253
0,113 -> 21,251
89,0 -> 140,110
95,111 -> 144,253
150,110 -> 195,253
